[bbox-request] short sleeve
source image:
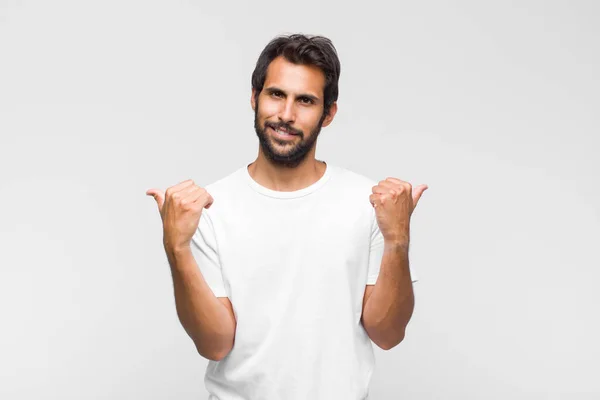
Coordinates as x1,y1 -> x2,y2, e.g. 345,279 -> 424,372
366,206 -> 419,285
190,211 -> 228,297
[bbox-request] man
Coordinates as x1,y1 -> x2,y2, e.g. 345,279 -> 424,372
146,33 -> 427,400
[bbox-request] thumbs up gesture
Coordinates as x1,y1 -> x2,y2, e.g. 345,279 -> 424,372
146,179 -> 214,252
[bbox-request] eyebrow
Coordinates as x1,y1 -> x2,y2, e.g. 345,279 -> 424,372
264,86 -> 320,103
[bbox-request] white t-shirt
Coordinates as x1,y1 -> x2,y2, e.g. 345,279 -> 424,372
191,162 -> 418,400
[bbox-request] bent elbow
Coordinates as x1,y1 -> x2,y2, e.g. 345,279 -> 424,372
375,330 -> 406,351
198,345 -> 232,361
206,350 -> 229,362
195,334 -> 234,361
194,324 -> 236,361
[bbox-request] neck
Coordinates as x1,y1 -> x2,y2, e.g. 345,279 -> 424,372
247,154 -> 327,192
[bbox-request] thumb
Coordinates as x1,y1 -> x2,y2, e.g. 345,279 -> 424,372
146,188 -> 165,212
412,184 -> 428,206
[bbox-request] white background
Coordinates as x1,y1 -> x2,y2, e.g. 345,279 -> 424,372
1,1 -> 598,399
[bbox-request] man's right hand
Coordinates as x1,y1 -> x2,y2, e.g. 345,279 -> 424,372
146,179 -> 214,252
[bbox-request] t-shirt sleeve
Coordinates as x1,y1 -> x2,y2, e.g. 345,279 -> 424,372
366,206 -> 419,285
190,211 -> 228,297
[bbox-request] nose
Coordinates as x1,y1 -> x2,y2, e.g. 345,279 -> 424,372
278,98 -> 296,124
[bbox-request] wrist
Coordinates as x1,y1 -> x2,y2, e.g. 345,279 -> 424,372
164,241 -> 192,259
383,239 -> 409,252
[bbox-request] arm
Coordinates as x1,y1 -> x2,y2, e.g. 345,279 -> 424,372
361,241 -> 414,350
363,177 -> 428,350
166,245 -> 236,361
146,179 -> 236,361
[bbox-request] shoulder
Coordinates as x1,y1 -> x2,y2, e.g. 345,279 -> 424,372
203,165 -> 245,196
328,165 -> 378,220
195,165 -> 246,220
329,164 -> 378,194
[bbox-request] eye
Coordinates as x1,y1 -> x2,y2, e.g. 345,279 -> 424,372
271,91 -> 284,98
299,97 -> 314,104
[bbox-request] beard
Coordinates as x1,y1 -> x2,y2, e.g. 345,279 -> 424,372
254,99 -> 326,169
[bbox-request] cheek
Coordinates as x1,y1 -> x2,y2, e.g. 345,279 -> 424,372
299,109 -> 323,128
259,98 -> 281,117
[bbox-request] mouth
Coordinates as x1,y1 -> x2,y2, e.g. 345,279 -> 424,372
268,125 -> 299,139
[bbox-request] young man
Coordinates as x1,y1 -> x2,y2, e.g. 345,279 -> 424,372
147,34 -> 428,400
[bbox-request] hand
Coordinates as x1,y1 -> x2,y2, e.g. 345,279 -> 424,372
369,178 -> 428,244
146,179 -> 214,252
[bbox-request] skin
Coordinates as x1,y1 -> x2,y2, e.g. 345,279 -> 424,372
248,56 -> 337,192
362,178 -> 428,349
146,54 -> 429,359
146,180 -> 236,360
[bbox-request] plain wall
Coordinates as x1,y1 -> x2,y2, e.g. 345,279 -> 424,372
1,0 -> 598,399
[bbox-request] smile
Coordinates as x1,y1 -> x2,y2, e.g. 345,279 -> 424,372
270,126 -> 299,139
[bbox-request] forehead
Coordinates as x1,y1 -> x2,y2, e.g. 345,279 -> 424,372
264,56 -> 325,97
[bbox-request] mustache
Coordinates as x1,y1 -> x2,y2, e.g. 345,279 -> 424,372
265,121 -> 302,136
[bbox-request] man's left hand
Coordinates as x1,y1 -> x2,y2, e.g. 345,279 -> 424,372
369,178 -> 428,245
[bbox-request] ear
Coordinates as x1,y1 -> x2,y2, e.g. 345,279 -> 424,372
251,89 -> 258,111
321,102 -> 338,128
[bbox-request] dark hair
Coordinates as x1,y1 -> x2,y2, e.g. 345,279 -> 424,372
251,33 -> 341,116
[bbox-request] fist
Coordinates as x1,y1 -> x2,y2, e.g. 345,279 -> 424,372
146,179 -> 214,252
369,178 -> 428,244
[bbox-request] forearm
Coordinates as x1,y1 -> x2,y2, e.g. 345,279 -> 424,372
362,240 -> 415,350
165,245 -> 236,360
